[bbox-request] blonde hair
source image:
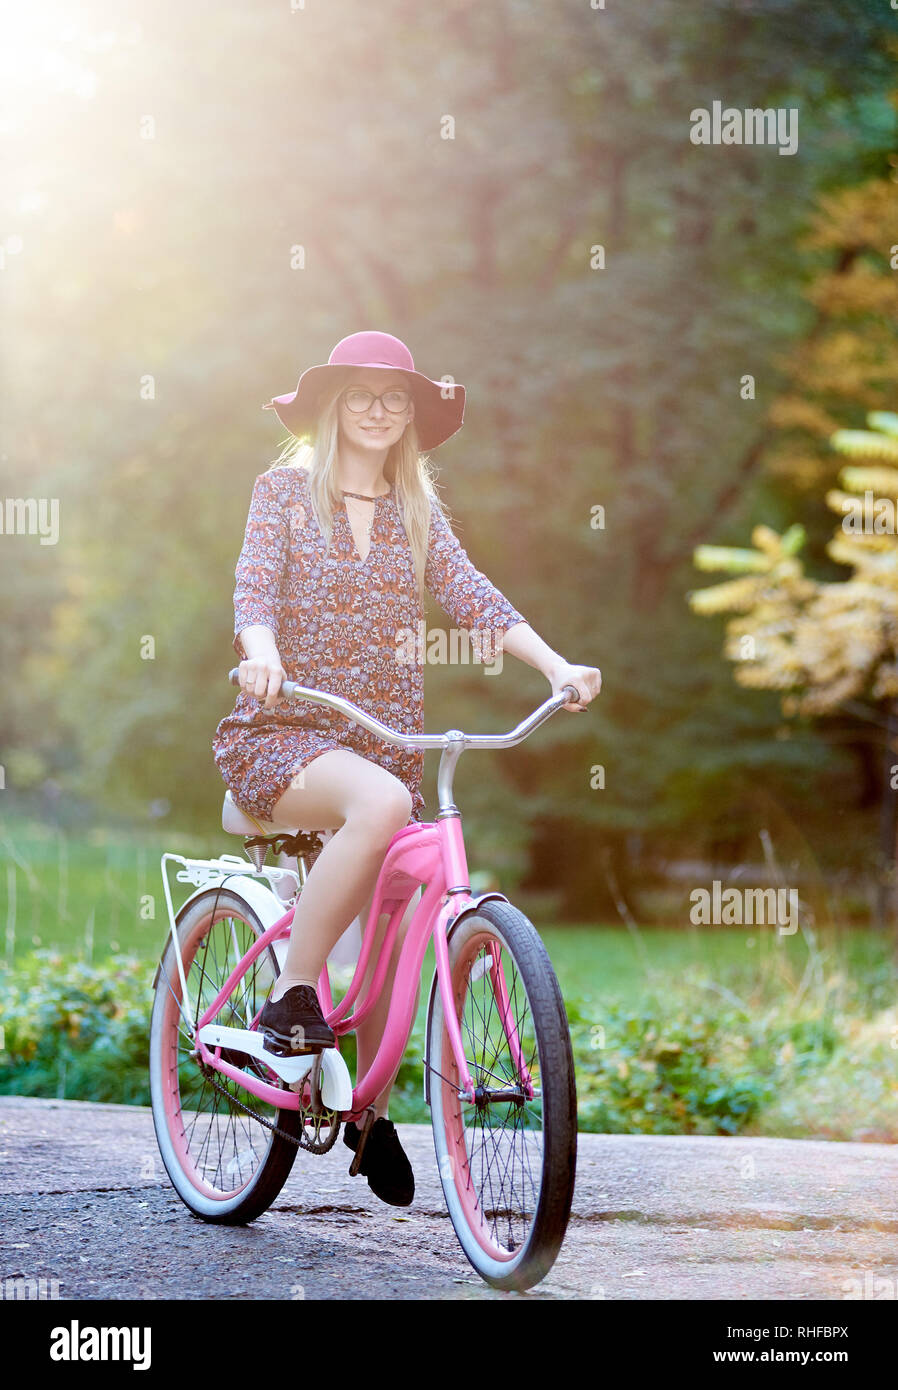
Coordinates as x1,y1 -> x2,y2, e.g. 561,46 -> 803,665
267,376 -> 447,599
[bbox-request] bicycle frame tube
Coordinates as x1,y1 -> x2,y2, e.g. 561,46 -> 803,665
339,811 -> 536,1112
323,823 -> 443,1029
333,808 -> 488,1115
191,815 -> 496,1114
197,678 -> 581,1117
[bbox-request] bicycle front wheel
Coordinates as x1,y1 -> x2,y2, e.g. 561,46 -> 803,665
149,887 -> 301,1224
427,899 -> 577,1291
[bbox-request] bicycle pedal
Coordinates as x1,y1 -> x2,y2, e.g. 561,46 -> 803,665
348,1105 -> 377,1177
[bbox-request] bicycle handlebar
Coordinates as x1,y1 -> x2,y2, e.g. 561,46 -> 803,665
227,668 -> 584,751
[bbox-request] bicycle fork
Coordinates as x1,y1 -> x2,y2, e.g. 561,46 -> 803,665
431,896 -> 536,1104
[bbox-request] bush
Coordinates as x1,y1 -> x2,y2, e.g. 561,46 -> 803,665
568,997 -> 839,1135
0,951 -> 152,1104
0,950 -> 860,1140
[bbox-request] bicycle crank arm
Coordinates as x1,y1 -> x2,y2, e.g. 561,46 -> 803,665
348,1104 -> 378,1178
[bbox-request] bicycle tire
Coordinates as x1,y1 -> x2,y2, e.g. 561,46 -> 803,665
427,898 -> 577,1291
149,887 -> 302,1224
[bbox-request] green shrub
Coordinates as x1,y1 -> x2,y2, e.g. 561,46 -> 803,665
0,951 -> 152,1104
0,949 -> 866,1140
569,999 -> 840,1135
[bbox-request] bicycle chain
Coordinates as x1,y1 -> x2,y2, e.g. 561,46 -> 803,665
204,1066 -> 340,1153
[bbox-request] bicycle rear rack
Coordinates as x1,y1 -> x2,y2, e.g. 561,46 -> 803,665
159,851 -> 301,1036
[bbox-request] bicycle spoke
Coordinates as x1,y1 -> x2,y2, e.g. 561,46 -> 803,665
157,904 -> 288,1196
439,932 -> 547,1259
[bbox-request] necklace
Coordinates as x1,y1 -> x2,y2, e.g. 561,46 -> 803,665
341,489 -> 388,538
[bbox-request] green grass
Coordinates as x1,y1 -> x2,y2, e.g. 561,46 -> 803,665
4,816 -> 884,989
0,818 -> 226,964
540,921 -> 897,1016
2,819 -> 897,1140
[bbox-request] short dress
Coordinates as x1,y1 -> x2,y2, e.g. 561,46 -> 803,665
211,465 -> 527,826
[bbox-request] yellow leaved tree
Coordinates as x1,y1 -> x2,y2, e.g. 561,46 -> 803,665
764,160 -> 898,494
690,413 -> 898,716
690,413 -> 898,920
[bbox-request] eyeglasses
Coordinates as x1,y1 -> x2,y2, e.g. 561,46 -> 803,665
341,387 -> 411,414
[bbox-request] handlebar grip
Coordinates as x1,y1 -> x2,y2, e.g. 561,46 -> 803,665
228,667 -> 297,700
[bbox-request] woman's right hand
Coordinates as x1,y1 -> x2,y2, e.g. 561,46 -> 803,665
238,653 -> 287,710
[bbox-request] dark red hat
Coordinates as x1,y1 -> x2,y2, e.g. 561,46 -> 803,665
262,331 -> 466,452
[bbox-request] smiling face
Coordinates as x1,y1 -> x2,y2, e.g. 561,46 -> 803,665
337,368 -> 415,452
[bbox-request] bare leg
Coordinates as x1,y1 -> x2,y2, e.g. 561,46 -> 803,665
265,750 -> 412,1003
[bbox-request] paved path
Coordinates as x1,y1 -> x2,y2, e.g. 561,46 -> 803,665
1,1097 -> 897,1300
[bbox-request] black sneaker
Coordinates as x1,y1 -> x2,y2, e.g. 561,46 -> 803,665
343,1118 -> 415,1207
258,984 -> 335,1054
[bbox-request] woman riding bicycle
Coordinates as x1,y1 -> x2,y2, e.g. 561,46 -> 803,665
212,330 -> 601,1206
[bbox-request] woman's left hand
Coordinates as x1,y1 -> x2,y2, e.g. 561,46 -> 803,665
547,661 -> 602,712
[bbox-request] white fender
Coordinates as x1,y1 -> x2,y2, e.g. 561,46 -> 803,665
154,873 -> 292,989
155,870 -> 359,986
318,1048 -> 355,1111
216,873 -> 295,931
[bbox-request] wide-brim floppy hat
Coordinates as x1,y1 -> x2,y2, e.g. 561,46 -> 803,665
262,330 -> 466,452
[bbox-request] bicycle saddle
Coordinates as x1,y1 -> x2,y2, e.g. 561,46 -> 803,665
222,792 -> 329,865
221,790 -> 299,837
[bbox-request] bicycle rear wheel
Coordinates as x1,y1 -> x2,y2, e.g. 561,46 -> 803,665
149,887 -> 301,1224
427,899 -> 577,1291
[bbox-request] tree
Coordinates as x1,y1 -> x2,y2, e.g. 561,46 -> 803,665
690,413 -> 898,919
2,1 -> 896,912
765,172 -> 898,496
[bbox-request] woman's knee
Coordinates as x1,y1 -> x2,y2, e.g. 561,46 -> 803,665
273,750 -> 412,844
344,778 -> 413,843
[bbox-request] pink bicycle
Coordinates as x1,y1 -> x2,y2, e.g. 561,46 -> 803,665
149,674 -> 580,1291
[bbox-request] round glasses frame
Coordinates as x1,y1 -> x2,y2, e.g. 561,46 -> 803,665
341,387 -> 411,415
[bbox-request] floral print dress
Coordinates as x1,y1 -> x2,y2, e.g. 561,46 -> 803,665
212,465 -> 526,826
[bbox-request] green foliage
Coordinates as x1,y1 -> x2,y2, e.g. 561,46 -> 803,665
2,1 -> 897,890
569,998 -> 838,1136
0,817 -> 220,963
0,951 -> 152,1104
2,931 -> 892,1143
